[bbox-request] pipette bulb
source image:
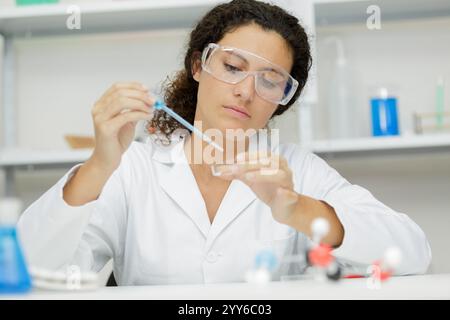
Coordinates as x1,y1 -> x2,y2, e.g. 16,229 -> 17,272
153,100 -> 164,110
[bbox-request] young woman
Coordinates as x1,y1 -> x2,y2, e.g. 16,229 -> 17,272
18,0 -> 431,285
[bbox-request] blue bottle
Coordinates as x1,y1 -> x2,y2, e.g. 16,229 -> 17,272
371,88 -> 399,136
0,198 -> 32,294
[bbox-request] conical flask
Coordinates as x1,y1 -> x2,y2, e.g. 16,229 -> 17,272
0,198 -> 32,294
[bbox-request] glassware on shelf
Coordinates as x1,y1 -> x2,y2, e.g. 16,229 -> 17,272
436,76 -> 446,130
0,198 -> 32,294
325,37 -> 357,140
413,111 -> 450,134
16,0 -> 59,6
370,87 -> 399,137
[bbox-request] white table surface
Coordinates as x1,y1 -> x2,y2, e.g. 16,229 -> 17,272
2,274 -> 450,300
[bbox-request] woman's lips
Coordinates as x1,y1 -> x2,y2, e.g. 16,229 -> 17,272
223,106 -> 251,119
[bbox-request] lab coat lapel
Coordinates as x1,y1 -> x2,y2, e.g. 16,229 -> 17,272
152,139 -> 210,238
205,179 -> 257,249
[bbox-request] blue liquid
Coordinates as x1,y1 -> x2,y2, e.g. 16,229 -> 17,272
254,249 -> 277,271
0,227 -> 32,294
371,97 -> 399,136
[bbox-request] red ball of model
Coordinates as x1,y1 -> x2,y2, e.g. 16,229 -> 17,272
308,244 -> 334,267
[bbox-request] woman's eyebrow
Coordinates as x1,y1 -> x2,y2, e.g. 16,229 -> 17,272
225,50 -> 249,65
259,66 -> 285,77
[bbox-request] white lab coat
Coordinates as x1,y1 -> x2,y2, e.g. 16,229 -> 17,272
17,135 -> 431,285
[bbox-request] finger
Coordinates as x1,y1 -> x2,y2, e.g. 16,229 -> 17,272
99,97 -> 153,122
212,160 -> 271,177
213,151 -> 276,176
237,151 -> 288,169
106,90 -> 154,113
93,84 -> 150,116
243,169 -> 293,189
100,89 -> 154,116
105,82 -> 149,96
104,89 -> 155,108
213,155 -> 286,177
105,111 -> 153,134
236,150 -> 273,164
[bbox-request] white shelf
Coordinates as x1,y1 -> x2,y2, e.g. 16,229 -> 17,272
2,0 -> 449,36
310,134 -> 450,158
0,0 -> 220,36
0,147 -> 92,168
1,134 -> 450,169
314,0 -> 450,26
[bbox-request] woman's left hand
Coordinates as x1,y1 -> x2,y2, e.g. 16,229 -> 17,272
214,151 -> 299,224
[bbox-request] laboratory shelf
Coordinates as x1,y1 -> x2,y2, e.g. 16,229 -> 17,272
2,0 -> 450,36
310,134 -> 450,158
1,134 -> 450,169
0,147 -> 92,169
0,0 -> 221,37
314,0 -> 450,26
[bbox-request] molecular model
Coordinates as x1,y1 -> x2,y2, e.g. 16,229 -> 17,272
368,247 -> 403,282
307,218 -> 405,283
245,249 -> 277,284
245,218 -> 340,284
245,217 -> 403,284
305,218 -> 342,281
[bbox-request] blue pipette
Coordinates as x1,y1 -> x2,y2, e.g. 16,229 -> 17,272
153,100 -> 224,152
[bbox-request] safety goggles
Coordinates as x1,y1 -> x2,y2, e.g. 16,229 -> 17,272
201,43 -> 298,106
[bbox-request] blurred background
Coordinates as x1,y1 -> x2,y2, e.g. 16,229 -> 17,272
0,0 -> 449,275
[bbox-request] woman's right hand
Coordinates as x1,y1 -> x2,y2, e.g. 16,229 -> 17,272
89,82 -> 155,172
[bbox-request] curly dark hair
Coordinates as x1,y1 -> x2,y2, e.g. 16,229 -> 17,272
147,0 -> 312,144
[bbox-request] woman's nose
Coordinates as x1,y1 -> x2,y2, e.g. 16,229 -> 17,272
232,73 -> 256,102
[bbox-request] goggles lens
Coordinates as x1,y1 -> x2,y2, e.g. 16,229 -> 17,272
201,43 -> 298,105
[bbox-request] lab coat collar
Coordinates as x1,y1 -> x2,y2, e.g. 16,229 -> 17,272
152,136 -> 210,238
205,179 -> 257,250
150,134 -> 185,164
151,135 -> 258,243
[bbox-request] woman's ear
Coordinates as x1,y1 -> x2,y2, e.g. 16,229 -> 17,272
191,52 -> 202,82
